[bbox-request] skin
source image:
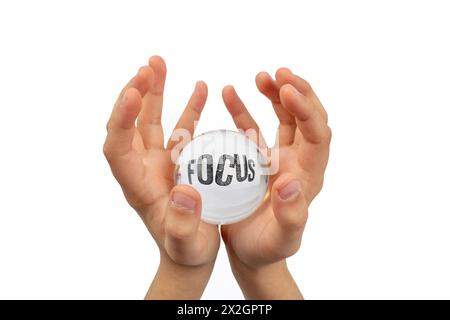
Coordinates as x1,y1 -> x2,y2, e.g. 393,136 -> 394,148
104,56 -> 331,299
103,56 -> 220,299
221,69 -> 331,299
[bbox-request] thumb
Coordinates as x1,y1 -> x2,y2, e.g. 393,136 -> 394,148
269,173 -> 308,257
164,185 -> 207,266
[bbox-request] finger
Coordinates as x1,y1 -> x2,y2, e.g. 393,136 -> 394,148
132,66 -> 153,97
279,84 -> 331,145
164,185 -> 210,266
103,87 -> 146,193
108,66 -> 153,125
275,68 -> 328,123
106,66 -> 151,153
167,81 -> 208,150
269,173 -> 308,258
256,72 -> 296,145
138,55 -> 167,149
222,85 -> 267,148
104,87 -> 142,157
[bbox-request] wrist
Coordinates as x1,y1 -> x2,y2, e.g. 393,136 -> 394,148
145,251 -> 215,300
228,255 -> 303,300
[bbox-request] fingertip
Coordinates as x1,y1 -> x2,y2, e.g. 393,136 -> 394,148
137,65 -> 152,77
188,81 -> 208,113
222,85 -> 236,105
222,84 -> 234,96
196,80 -> 208,97
196,80 -> 207,88
149,55 -> 167,74
149,54 -> 165,64
148,55 -> 167,93
277,67 -> 292,73
275,67 -> 292,81
255,71 -> 270,89
255,71 -> 269,83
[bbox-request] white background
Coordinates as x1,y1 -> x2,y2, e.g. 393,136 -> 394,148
0,0 -> 449,299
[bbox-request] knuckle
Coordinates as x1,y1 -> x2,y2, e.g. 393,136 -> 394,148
302,79 -> 312,92
315,178 -> 324,195
102,142 -> 112,159
265,235 -> 302,260
321,109 -> 329,123
275,67 -> 289,79
325,126 -> 332,144
283,207 -> 308,231
319,126 -> 332,144
288,214 -> 308,232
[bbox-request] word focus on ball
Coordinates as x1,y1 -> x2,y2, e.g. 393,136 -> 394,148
175,130 -> 268,224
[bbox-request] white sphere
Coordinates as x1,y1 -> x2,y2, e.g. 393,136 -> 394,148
175,130 -> 268,224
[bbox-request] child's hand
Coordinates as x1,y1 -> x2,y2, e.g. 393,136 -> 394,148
103,56 -> 220,299
221,68 -> 331,299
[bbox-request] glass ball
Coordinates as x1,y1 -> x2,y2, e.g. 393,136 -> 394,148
175,130 -> 268,224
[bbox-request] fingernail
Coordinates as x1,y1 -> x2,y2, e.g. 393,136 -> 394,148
278,180 -> 301,200
172,192 -> 196,210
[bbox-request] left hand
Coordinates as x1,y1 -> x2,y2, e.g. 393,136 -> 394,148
221,68 -> 331,269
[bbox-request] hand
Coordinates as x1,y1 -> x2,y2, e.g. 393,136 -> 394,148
221,68 -> 331,299
103,56 -> 220,299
